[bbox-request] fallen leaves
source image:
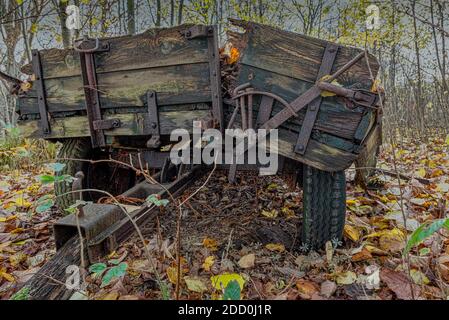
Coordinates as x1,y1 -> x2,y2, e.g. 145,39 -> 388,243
378,228 -> 406,252
0,268 -> 15,282
320,280 -> 337,298
210,273 -> 245,291
335,271 -> 357,285
202,256 -> 215,272
380,268 -> 421,300
265,243 -> 285,252
296,279 -> 319,299
344,225 -> 360,242
202,237 -> 219,251
184,276 -> 207,293
261,209 -> 278,219
238,253 -> 255,269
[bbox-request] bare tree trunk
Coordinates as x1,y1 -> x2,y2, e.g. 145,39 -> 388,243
127,0 -> 135,35
156,0 -> 161,27
56,0 -> 71,48
430,0 -> 448,92
411,0 -> 424,129
178,0 -> 184,25
170,0 -> 174,26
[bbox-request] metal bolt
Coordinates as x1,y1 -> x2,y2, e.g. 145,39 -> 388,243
297,145 -> 304,151
186,31 -> 192,38
151,122 -> 157,129
149,92 -> 154,97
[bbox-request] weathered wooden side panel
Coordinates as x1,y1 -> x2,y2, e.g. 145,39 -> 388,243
18,24 -> 213,116
228,20 -> 380,171
18,110 -> 212,139
19,63 -> 212,114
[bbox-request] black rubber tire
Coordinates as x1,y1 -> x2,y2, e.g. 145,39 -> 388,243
55,138 -> 91,210
301,165 -> 346,250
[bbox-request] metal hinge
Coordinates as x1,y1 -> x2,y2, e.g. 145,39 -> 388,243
182,25 -> 214,39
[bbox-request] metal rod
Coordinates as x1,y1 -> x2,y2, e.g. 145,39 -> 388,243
240,95 -> 247,131
326,50 -> 366,83
247,89 -> 253,129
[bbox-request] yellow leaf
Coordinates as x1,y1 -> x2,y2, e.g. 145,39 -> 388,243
416,168 -> 426,178
184,276 -> 207,293
371,78 -> 382,93
430,169 -> 444,178
9,252 -> 27,267
10,228 -> 25,234
228,47 -> 240,64
100,291 -> 119,300
410,269 -> 430,285
281,207 -> 296,218
0,215 -> 16,222
202,256 -> 215,271
14,198 -> 32,208
265,243 -> 285,252
346,199 -> 358,206
210,273 -> 245,291
379,228 -> 405,253
0,269 -> 15,282
261,209 -> 278,218
202,237 -> 218,251
344,225 -> 360,242
335,271 -> 357,285
445,134 -> 449,146
166,266 -> 179,284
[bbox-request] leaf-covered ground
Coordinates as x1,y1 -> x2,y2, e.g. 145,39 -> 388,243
0,135 -> 448,300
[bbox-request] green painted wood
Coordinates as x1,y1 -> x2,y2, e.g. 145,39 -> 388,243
20,24 -> 209,79
17,110 -> 212,139
18,63 -> 212,115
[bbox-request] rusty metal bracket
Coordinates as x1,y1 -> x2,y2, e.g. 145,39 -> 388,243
145,90 -> 161,149
295,43 -> 339,155
182,25 -> 214,39
76,36 -> 110,148
31,50 -> 51,135
93,118 -> 121,130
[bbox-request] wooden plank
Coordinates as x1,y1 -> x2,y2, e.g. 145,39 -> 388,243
18,110 -> 212,139
225,112 -> 357,155
275,130 -> 357,172
230,19 -> 379,88
235,65 -> 368,140
18,63 -> 212,114
20,24 -> 209,79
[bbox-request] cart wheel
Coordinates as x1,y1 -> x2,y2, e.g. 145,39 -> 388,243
55,138 -> 91,210
301,165 -> 346,250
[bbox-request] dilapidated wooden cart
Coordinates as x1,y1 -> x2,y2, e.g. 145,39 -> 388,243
14,20 -> 381,263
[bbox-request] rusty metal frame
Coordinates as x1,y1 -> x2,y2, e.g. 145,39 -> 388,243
295,43 -> 339,155
145,90 -> 161,149
76,37 -> 119,148
31,50 -> 51,135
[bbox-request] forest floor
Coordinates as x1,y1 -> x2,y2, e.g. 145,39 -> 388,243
0,134 -> 448,300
